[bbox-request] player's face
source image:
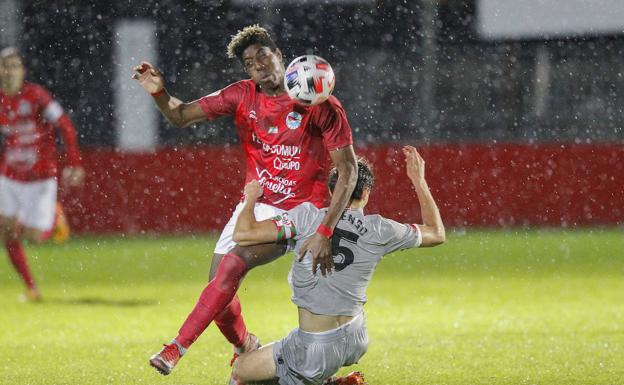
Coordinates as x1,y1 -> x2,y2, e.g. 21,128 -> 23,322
0,56 -> 25,94
242,43 -> 285,95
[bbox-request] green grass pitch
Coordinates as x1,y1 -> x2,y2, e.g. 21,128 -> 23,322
0,229 -> 622,384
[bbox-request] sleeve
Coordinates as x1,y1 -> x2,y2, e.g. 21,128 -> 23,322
315,97 -> 353,151
270,203 -> 320,242
271,211 -> 298,242
56,115 -> 82,166
36,86 -> 81,166
375,216 -> 422,255
195,81 -> 247,121
35,85 -> 63,123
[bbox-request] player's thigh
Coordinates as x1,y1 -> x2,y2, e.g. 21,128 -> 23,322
0,214 -> 15,232
233,343 -> 278,383
19,179 -> 57,233
231,242 -> 288,270
209,242 -> 286,279
215,202 -> 288,257
0,215 -> 19,240
214,202 -> 246,256
0,176 -> 20,220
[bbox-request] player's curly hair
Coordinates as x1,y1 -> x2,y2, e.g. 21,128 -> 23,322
328,157 -> 375,202
226,24 -> 277,62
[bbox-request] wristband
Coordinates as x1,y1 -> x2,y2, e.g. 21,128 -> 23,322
151,88 -> 166,97
316,223 -> 333,238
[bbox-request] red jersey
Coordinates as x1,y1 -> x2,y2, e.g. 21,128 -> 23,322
198,79 -> 353,210
0,82 -> 81,181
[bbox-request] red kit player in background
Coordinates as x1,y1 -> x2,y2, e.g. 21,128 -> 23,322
133,25 -> 358,375
0,47 -> 85,301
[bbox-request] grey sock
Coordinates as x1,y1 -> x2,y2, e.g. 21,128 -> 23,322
172,339 -> 187,356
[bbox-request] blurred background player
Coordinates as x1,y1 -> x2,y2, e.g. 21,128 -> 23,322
133,25 -> 358,374
0,47 -> 85,301
228,146 -> 445,385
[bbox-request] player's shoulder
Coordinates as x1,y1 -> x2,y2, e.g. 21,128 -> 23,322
308,95 -> 346,125
290,202 -> 322,216
316,95 -> 344,111
217,79 -> 255,94
363,214 -> 405,241
23,82 -> 48,94
234,79 -> 256,88
231,79 -> 256,93
22,82 -> 52,100
364,214 -> 390,229
288,203 -> 324,236
207,79 -> 253,98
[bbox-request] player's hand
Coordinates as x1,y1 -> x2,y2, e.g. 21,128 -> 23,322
243,180 -> 263,201
132,61 -> 165,94
298,232 -> 334,276
403,145 -> 425,183
62,166 -> 86,187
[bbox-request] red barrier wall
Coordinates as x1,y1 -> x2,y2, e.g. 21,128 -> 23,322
59,143 -> 624,234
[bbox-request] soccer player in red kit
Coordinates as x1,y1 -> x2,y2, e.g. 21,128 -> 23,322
133,25 -> 358,375
0,47 -> 85,300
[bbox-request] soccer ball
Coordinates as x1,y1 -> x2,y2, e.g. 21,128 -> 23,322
284,55 -> 335,106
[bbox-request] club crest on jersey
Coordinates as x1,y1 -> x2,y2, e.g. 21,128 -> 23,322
286,111 -> 302,130
248,110 -> 257,121
18,101 -> 32,117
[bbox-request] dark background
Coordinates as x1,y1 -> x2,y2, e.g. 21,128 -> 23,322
16,0 -> 624,147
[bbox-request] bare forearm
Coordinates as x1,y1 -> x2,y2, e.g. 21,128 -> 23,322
323,164 -> 357,228
235,198 -> 257,237
412,178 -> 444,236
152,92 -> 187,128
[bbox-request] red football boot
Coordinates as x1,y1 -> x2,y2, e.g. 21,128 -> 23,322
324,371 -> 367,385
149,342 -> 184,375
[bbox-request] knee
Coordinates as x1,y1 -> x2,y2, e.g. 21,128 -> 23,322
230,245 -> 254,264
231,359 -> 243,381
18,227 -> 47,244
212,252 -> 248,292
231,354 -> 253,383
0,218 -> 19,241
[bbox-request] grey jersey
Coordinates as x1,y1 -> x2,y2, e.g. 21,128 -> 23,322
279,202 -> 422,316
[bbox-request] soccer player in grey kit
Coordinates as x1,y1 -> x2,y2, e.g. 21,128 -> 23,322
230,146 -> 446,385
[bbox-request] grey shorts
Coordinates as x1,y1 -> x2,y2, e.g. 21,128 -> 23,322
272,312 -> 368,385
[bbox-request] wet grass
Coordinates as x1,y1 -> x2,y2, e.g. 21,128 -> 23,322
0,229 -> 622,384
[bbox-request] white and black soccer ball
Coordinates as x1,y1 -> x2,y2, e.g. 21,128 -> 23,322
284,55 -> 335,106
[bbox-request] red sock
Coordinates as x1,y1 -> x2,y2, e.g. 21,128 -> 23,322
177,252 -> 247,348
5,239 -> 36,289
214,295 -> 248,348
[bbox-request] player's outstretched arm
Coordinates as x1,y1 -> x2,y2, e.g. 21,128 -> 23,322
56,117 -> 85,187
233,180 -> 280,246
298,145 -> 358,276
403,146 -> 446,247
132,61 -> 205,128
40,91 -> 85,187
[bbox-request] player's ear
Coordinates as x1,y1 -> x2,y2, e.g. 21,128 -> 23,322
361,188 -> 371,205
275,48 -> 283,62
